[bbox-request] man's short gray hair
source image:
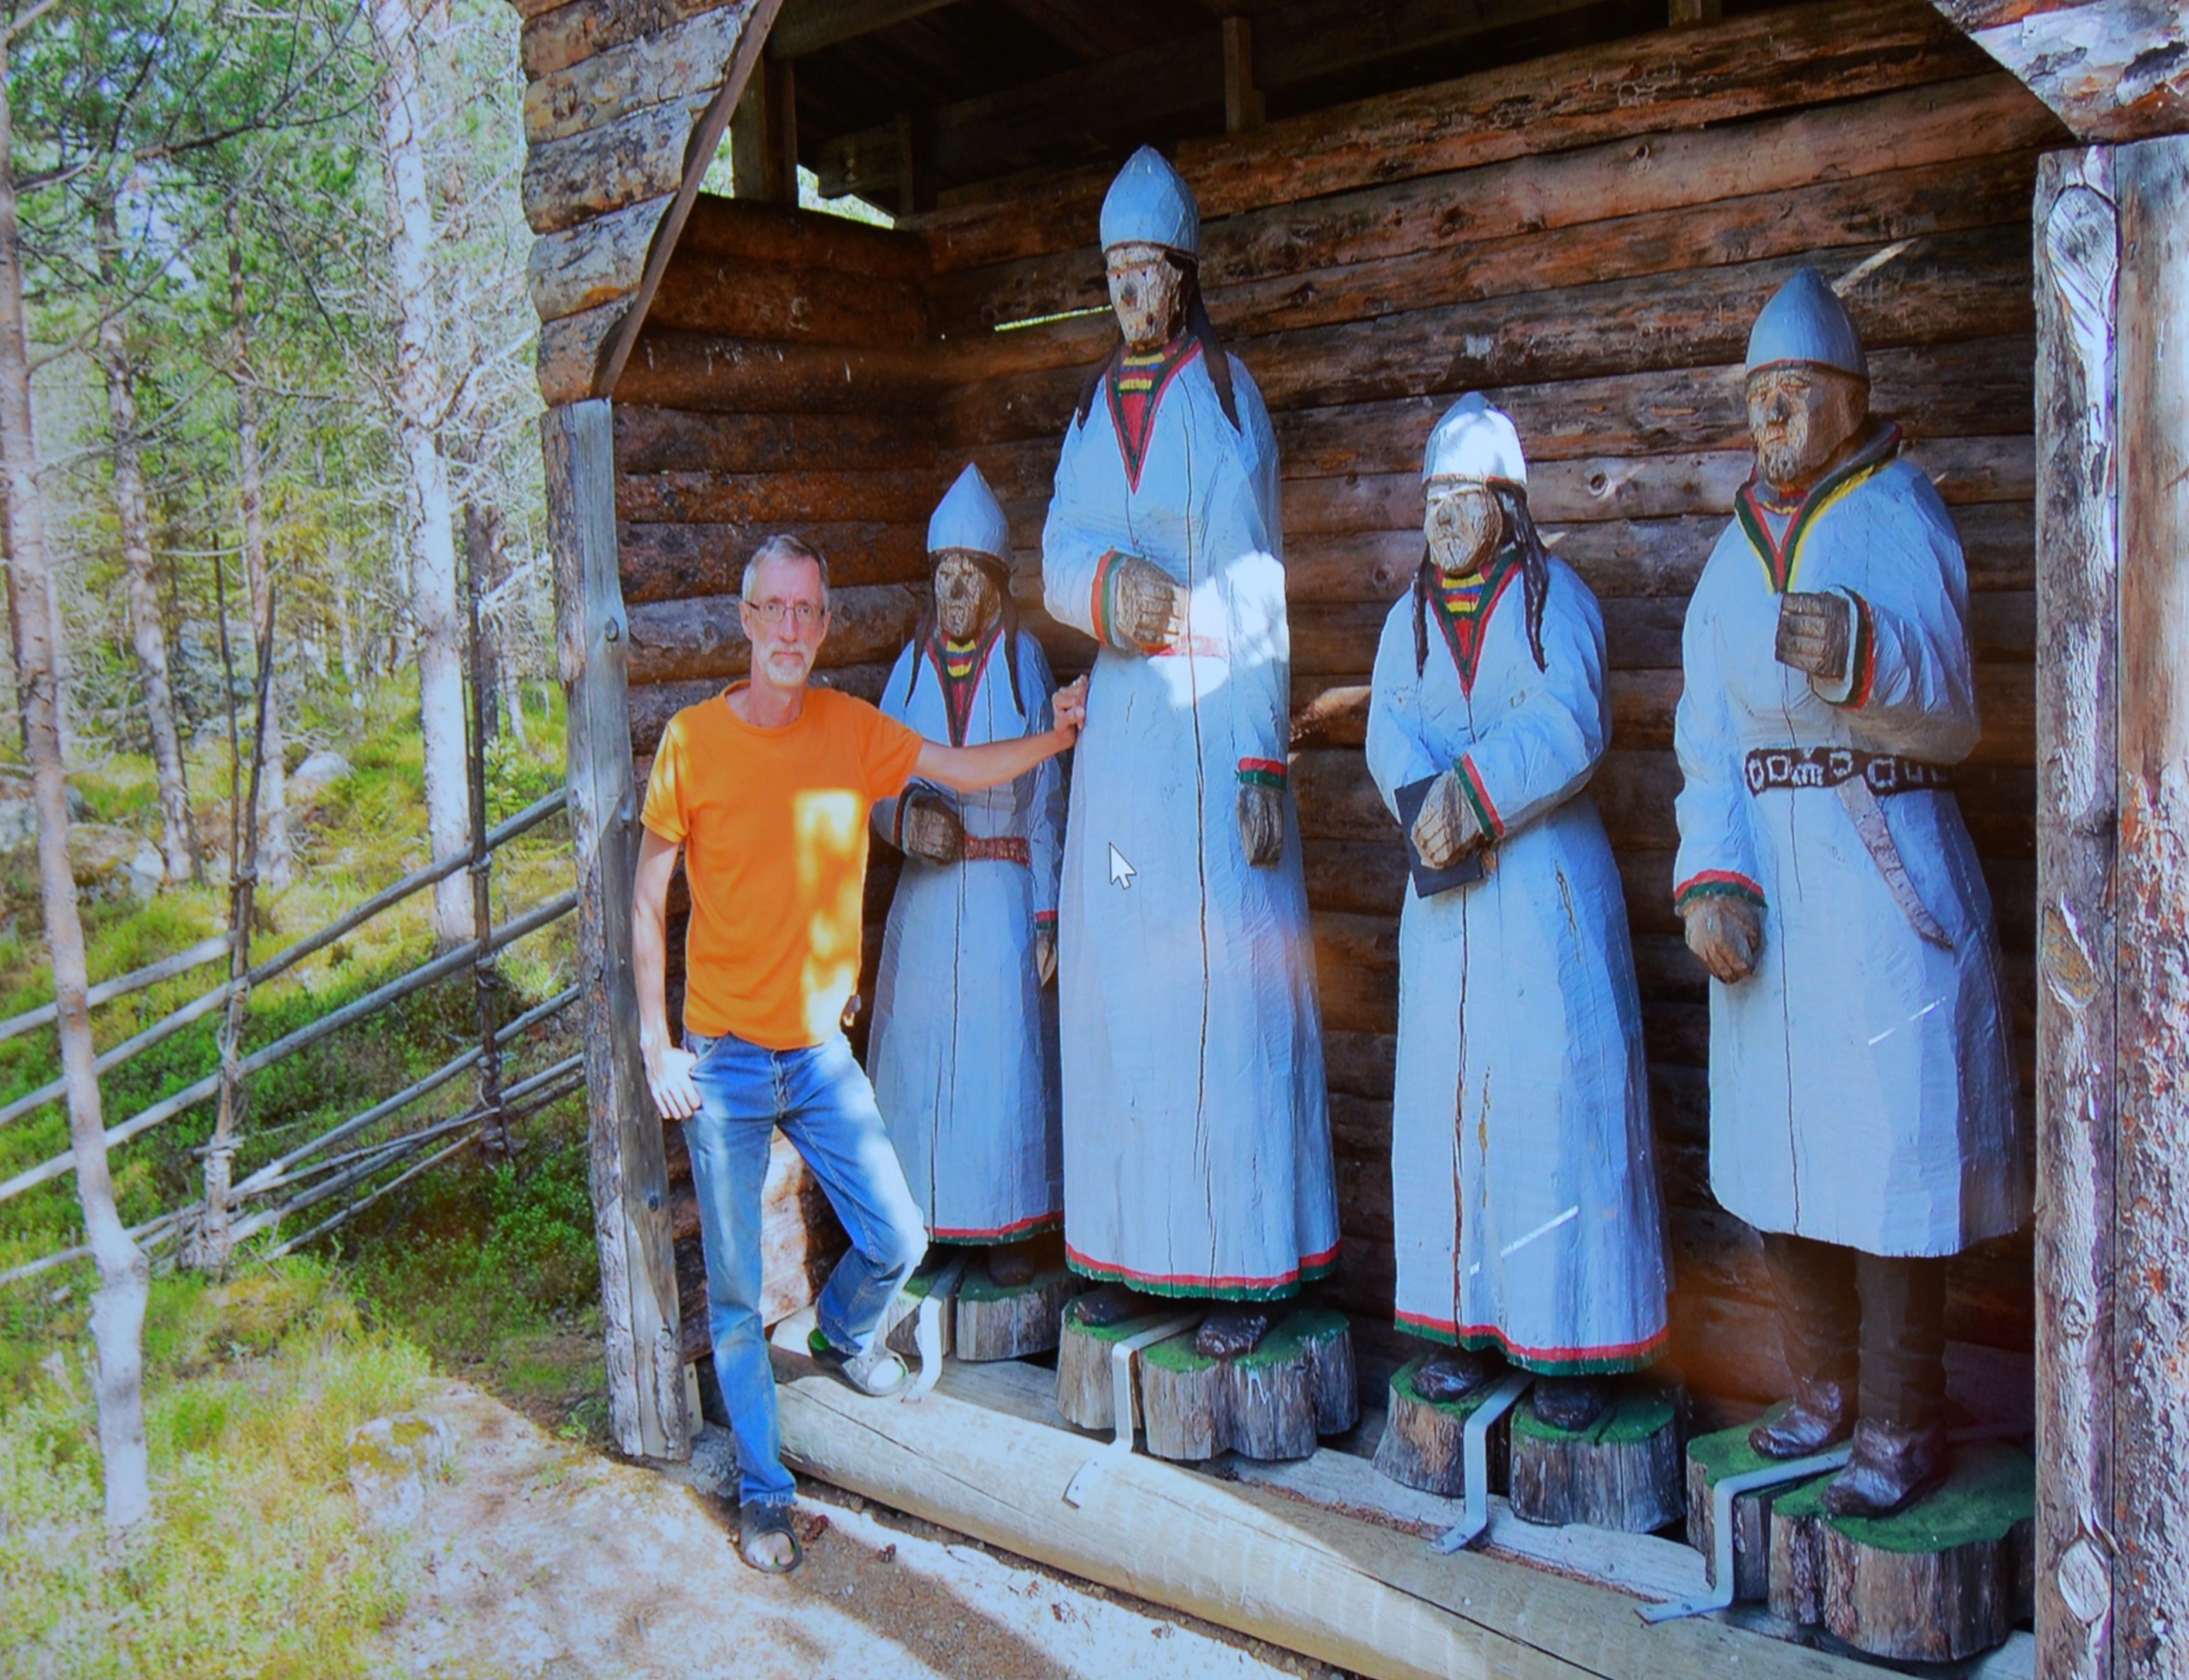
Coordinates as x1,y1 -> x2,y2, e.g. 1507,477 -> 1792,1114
742,533 -> 831,607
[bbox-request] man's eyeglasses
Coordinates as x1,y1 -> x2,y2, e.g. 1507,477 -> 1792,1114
743,598 -> 825,628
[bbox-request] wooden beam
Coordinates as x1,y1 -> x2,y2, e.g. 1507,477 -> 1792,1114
764,53 -> 799,203
767,0 -> 961,58
1927,0 -> 2189,142
2113,127 -> 2189,1675
2031,142 -> 2120,1680
1222,15 -> 1265,133
1669,0 -> 1722,23
544,399 -> 688,1463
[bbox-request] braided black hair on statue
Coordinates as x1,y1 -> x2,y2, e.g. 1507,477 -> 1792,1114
905,557 -> 1025,718
1412,486 -> 1553,678
1073,253 -> 1241,435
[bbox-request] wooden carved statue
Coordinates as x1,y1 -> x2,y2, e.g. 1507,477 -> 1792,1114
1673,268 -> 2025,1517
870,463 -> 1066,1295
1366,394 -> 1669,1441
1041,147 -> 1339,1365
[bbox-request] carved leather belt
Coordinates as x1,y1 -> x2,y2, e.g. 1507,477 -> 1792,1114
961,835 -> 1031,865
1743,747 -> 1951,798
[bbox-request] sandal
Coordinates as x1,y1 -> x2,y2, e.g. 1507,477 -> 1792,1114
738,1501 -> 804,1575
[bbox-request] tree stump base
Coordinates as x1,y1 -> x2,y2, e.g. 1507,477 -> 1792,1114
1767,1439 -> 2035,1661
879,1262 -> 954,1363
1054,1299 -> 1176,1432
1138,1306 -> 1359,1464
954,1264 -> 1079,1362
1372,1356 -> 1513,1499
1685,1404 -> 1814,1600
1508,1386 -> 1682,1531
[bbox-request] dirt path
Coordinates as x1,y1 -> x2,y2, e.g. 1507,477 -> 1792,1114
370,1378 -> 1340,1680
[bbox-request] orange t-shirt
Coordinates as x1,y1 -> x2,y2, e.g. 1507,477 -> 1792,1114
642,685 -> 924,1050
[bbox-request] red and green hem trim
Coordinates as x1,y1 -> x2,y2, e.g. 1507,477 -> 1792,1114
1674,869 -> 1767,913
929,1210 -> 1062,1246
1065,1241 -> 1339,1303
1090,549 -> 1124,648
1457,755 -> 1504,840
1395,1308 -> 1668,1376
1035,909 -> 1058,928
1236,757 -> 1288,791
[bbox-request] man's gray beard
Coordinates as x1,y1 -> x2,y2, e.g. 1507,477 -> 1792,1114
1755,435 -> 1810,492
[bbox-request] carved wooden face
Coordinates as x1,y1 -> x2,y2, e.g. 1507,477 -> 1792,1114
1746,365 -> 1869,496
1424,480 -> 1502,576
933,550 -> 1002,643
1106,241 -> 1187,353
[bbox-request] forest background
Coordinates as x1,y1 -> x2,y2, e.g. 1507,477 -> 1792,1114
0,2 -> 875,1671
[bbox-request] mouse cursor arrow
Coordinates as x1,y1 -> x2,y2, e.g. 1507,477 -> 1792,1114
1108,845 -> 1136,889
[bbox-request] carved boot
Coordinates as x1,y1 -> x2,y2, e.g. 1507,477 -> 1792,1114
1748,1376 -> 1853,1459
1530,1375 -> 1611,1433
1821,1417 -> 1948,1518
1195,1306 -> 1271,1360
1069,1282 -> 1152,1328
986,1239 -> 1040,1288
1415,1345 -> 1504,1404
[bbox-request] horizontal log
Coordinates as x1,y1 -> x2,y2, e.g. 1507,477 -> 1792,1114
528,194 -> 675,323
646,253 -> 929,346
520,0 -> 729,80
522,91 -> 713,234
1313,911 -> 1398,1037
907,0 -> 1998,273
674,193 -> 930,278
620,519 -> 929,602
626,661 -> 895,752
1303,835 -> 1407,918
617,466 -> 944,525
617,327 -> 940,411
1324,1029 -> 1397,1102
537,299 -> 628,406
522,1 -> 757,146
614,404 -> 945,475
930,80 -> 2049,336
625,581 -> 924,683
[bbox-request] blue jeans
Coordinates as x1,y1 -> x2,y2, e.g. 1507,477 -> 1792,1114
682,1029 -> 928,1509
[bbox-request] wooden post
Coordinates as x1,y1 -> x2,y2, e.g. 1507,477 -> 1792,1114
729,65 -> 769,201
765,54 -> 799,204
2112,131 -> 2189,1678
2033,144 -> 2121,1680
463,508 -> 507,1164
894,109 -> 923,217
545,399 -> 689,1463
1668,0 -> 1723,26
1222,16 -> 1265,134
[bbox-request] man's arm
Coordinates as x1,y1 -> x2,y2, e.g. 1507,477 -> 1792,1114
913,675 -> 1087,793
633,827 -> 702,1120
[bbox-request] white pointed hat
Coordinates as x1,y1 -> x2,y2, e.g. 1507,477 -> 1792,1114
927,463 -> 1011,560
1100,145 -> 1200,256
1746,268 -> 1867,380
1422,393 -> 1527,489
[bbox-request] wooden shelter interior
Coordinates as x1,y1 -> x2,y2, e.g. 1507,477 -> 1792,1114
597,0 -> 2051,1650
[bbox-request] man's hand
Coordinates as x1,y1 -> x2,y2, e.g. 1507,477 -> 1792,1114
643,1037 -> 703,1122
1410,769 -> 1483,869
1111,555 -> 1187,653
1682,894 -> 1764,984
900,789 -> 964,863
1052,675 -> 1089,742
1775,592 -> 1853,684
1239,783 -> 1284,867
1035,925 -> 1059,987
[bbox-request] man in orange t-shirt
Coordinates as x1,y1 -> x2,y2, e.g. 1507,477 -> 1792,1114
634,534 -> 1086,1573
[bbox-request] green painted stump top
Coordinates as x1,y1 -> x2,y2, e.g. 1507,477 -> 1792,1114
958,1264 -> 1071,1306
1773,1439 -> 2035,1554
1687,1404 -> 1797,1488
1063,1302 -> 1191,1345
1511,1386 -> 1675,1447
1389,1354 -> 1508,1421
1142,1305 -> 1348,1374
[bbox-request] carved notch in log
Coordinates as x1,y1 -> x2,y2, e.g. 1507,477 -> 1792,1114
1508,1387 -> 1684,1532
1767,1438 -> 2035,1661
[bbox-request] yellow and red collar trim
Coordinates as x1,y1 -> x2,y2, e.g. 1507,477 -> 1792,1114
1734,424 -> 1901,594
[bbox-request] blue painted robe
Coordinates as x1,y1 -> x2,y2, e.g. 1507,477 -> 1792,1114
1673,431 -> 2026,1256
1367,553 -> 1668,1372
1041,340 -> 1339,1300
870,627 -> 1065,1242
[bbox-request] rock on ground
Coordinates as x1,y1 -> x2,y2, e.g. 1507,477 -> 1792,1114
373,1379 -> 1339,1680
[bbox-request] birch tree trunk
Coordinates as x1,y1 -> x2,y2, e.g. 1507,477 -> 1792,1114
370,0 -> 471,945
0,25 -> 150,1531
97,198 -> 199,886
227,222 -> 289,891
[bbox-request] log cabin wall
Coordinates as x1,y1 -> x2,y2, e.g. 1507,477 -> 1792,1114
611,0 -> 2063,1406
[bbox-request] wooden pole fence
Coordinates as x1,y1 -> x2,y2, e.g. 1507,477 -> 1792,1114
0,934 -> 230,1046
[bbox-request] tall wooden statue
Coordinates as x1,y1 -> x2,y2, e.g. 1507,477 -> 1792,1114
871,464 -> 1066,1307
1674,268 -> 2025,1517
1366,396 -> 1669,1503
1041,147 -> 1339,1366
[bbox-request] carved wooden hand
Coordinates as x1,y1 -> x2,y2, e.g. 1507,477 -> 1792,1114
900,790 -> 965,863
1109,554 -> 1188,653
1035,924 -> 1058,987
1409,769 -> 1482,869
1681,894 -> 1764,984
1238,782 -> 1284,868
1774,591 -> 1854,683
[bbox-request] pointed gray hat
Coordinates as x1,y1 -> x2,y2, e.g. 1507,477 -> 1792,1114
1100,145 -> 1200,256
1745,268 -> 1867,380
